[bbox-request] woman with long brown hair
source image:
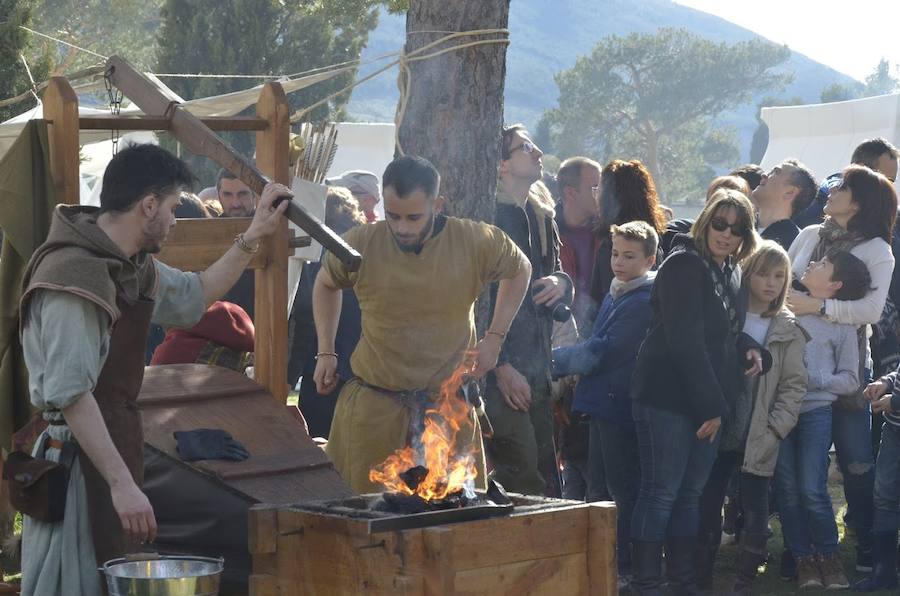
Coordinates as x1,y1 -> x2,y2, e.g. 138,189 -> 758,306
589,160 -> 667,308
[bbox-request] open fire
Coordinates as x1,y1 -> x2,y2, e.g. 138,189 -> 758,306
369,362 -> 479,508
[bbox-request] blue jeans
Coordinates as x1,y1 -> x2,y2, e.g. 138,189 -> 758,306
832,405 -> 875,553
561,458 -> 589,501
874,422 -> 900,531
775,405 -> 839,556
591,418 -> 639,571
630,401 -> 720,542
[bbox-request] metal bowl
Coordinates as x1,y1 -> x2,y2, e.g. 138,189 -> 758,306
100,555 -> 223,596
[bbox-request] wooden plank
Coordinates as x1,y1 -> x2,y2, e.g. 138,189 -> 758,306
253,82 -> 291,407
43,77 -> 80,206
196,449 -> 331,481
249,505 -> 279,555
453,553 -> 588,596
248,574 -> 279,596
155,217 -> 268,272
448,505 -> 590,571
587,502 -> 618,596
139,365 -> 352,503
79,115 -> 268,131
423,527 -> 455,596
137,364 -> 266,404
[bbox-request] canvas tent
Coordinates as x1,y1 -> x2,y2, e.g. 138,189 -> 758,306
760,91 -> 900,180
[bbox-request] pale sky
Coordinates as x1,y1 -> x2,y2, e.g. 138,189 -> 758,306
674,1 -> 900,82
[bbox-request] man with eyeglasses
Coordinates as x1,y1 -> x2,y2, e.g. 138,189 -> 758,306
749,159 -> 818,251
484,124 -> 573,496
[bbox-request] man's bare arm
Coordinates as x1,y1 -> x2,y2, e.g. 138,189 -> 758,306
197,182 -> 289,305
311,267 -> 344,394
471,256 -> 531,378
63,391 -> 156,541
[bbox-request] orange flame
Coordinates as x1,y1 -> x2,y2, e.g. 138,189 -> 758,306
369,360 -> 477,501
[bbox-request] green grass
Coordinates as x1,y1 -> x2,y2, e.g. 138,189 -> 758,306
709,463 -> 896,595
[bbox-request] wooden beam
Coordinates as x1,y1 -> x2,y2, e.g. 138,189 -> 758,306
78,115 -> 269,131
104,55 -> 360,272
155,218 -> 268,271
587,502 -> 618,596
43,78 -> 80,206
253,82 -> 291,406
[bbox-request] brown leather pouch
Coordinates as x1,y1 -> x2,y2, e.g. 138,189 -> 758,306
3,437 -> 75,523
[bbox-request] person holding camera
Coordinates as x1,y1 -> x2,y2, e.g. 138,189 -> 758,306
485,124 -> 573,497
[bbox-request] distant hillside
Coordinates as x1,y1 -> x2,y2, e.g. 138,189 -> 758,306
347,0 -> 859,161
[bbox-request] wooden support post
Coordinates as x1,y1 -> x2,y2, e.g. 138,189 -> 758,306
587,501 -> 618,596
254,83 -> 291,405
43,77 -> 80,206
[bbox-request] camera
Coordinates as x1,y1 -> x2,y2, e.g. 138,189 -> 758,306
531,286 -> 572,323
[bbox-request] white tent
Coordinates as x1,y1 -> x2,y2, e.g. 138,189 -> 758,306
760,91 -> 900,181
0,67 -> 350,163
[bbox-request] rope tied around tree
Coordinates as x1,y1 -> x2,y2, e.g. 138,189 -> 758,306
288,28 -> 510,155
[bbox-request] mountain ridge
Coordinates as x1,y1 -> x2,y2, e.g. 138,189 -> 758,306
347,0 -> 858,161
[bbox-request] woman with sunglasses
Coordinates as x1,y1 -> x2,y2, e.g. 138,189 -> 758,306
629,189 -> 761,595
589,160 -> 668,308
784,164 -> 897,583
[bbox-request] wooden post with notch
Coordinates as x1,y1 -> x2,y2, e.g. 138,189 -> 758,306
254,83 -> 291,404
43,77 -> 80,206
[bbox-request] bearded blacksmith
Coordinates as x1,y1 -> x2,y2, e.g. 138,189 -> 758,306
312,155 -> 532,493
18,144 -> 288,595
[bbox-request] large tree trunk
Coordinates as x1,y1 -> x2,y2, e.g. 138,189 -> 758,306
398,0 -> 510,225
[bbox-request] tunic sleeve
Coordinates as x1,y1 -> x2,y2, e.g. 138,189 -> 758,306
477,223 -> 527,285
152,259 -> 206,328
22,290 -> 108,410
322,227 -> 362,290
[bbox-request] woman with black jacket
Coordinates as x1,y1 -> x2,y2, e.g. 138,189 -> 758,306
629,189 -> 762,595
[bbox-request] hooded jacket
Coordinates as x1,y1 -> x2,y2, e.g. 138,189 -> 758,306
741,309 -> 808,476
553,273 -> 655,426
21,205 -> 157,327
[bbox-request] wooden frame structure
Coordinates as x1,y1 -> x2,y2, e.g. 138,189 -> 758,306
42,74 -> 295,403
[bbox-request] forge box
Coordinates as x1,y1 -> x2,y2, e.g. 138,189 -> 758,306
248,494 -> 617,596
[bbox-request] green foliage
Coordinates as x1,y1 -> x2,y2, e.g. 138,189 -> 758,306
156,0 -> 380,182
28,0 -> 164,72
863,58 -> 900,96
820,82 -> 860,104
542,27 -> 791,202
0,0 -> 52,122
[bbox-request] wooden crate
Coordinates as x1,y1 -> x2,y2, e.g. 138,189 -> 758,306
249,496 -> 617,596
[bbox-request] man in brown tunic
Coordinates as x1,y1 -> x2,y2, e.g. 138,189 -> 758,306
19,144 -> 288,595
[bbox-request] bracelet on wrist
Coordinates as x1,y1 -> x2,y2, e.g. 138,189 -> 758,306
486,329 -> 507,339
315,352 -> 338,360
234,233 -> 260,255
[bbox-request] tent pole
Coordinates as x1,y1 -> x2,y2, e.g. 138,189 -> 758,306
254,82 -> 292,405
44,77 -> 80,206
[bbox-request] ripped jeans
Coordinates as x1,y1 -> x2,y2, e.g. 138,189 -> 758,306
832,405 -> 875,555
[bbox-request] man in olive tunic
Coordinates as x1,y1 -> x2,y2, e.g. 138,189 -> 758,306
312,155 -> 532,493
19,144 -> 289,596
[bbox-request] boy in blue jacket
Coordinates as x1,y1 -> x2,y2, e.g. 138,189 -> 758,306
553,220 -> 657,583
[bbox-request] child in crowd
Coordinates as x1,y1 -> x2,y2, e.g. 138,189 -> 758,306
775,250 -> 873,590
694,241 -> 808,595
552,220 -> 658,586
857,346 -> 900,591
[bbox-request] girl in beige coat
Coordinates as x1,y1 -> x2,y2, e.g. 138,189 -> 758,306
695,241 -> 808,595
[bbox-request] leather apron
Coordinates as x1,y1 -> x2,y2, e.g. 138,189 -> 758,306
78,294 -> 154,565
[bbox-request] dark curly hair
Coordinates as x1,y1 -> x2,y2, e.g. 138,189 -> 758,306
599,159 -> 667,235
